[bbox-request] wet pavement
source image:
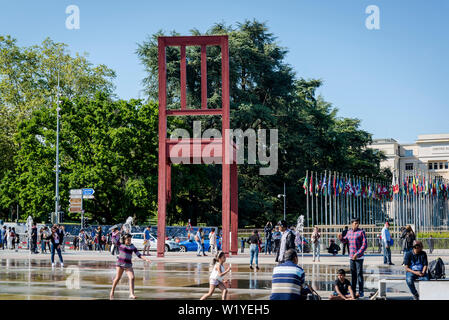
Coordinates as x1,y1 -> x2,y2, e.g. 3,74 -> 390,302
0,252 -> 416,300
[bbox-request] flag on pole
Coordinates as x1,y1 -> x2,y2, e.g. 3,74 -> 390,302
303,173 -> 309,195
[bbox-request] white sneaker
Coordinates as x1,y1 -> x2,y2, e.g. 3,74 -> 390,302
51,263 -> 55,267
60,263 -> 64,268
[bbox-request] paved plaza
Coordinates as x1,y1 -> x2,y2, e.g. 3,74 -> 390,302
2,249 -> 448,300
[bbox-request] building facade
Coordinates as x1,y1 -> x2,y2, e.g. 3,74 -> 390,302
369,134 -> 449,181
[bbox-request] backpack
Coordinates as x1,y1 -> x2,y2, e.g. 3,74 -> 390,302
428,258 -> 445,279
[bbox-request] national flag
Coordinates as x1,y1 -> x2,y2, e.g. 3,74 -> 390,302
322,173 -> 327,195
303,174 -> 308,195
333,174 -> 337,196
309,173 -> 313,194
345,178 -> 353,195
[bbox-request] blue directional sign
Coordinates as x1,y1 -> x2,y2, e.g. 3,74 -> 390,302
82,188 -> 95,196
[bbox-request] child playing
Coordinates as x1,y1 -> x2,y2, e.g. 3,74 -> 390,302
200,251 -> 231,300
329,269 -> 359,300
110,233 -> 151,299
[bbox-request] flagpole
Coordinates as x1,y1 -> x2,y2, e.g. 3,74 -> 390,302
315,171 -> 318,227
324,170 -> 328,227
311,171 -> 314,227
306,170 -> 309,228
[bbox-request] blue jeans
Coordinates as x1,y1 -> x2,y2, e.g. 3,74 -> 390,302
350,259 -> 364,294
196,241 -> 204,255
265,239 -> 272,254
383,243 -> 392,264
406,272 -> 429,296
250,244 -> 259,267
312,242 -> 320,260
51,244 -> 63,264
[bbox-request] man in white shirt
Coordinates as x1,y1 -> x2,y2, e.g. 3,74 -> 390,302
381,222 -> 394,265
209,228 -> 217,254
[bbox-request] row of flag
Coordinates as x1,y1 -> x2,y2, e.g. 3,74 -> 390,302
392,174 -> 449,198
302,171 -> 449,200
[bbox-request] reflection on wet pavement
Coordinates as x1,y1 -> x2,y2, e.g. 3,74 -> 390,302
0,258 -> 410,300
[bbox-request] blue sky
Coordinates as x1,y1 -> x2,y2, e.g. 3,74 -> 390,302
1,0 -> 448,143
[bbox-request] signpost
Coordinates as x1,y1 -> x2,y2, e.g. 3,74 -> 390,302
69,188 -> 95,228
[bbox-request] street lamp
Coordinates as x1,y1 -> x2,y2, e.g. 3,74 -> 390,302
277,182 -> 286,221
54,68 -> 61,224
277,149 -> 287,221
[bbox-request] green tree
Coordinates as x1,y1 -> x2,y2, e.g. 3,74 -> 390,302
2,94 -> 159,224
0,35 -> 116,218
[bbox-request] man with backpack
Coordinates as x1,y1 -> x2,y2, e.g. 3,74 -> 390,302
404,240 -> 429,300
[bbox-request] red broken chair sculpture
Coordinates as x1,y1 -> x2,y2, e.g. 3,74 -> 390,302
157,35 -> 238,257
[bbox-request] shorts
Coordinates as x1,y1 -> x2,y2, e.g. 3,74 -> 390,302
332,291 -> 350,296
210,279 -> 220,286
116,262 -> 133,269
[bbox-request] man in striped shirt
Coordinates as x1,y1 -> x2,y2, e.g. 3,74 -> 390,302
339,217 -> 367,297
270,249 -> 306,300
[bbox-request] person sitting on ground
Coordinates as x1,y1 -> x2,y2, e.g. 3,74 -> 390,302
329,269 -> 359,300
327,239 -> 341,256
270,249 -> 307,300
404,240 -> 429,300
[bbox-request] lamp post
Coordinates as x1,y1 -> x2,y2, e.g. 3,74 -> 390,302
54,69 -> 61,224
277,149 -> 287,221
278,182 -> 286,221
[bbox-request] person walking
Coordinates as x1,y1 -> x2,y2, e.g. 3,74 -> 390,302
247,230 -> 261,270
46,226 -> 64,267
427,235 -> 434,254
200,252 -> 231,300
95,226 -> 103,251
110,233 -> 151,299
272,226 -> 282,255
195,228 -> 206,256
341,226 -> 349,255
404,240 -> 429,300
143,226 -> 151,256
339,217 -> 367,298
111,227 -> 120,255
1,226 -> 6,250
270,249 -> 306,300
264,222 -> 273,255
59,225 -> 67,252
311,226 -> 321,262
43,227 -> 51,252
0,226 -> 3,250
78,229 -> 86,251
381,222 -> 394,265
39,228 -> 46,253
400,225 -> 415,260
30,222 -> 38,254
8,227 -> 15,250
209,228 -> 217,255
73,235 -> 79,251
275,220 -> 296,264
240,237 -> 245,253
